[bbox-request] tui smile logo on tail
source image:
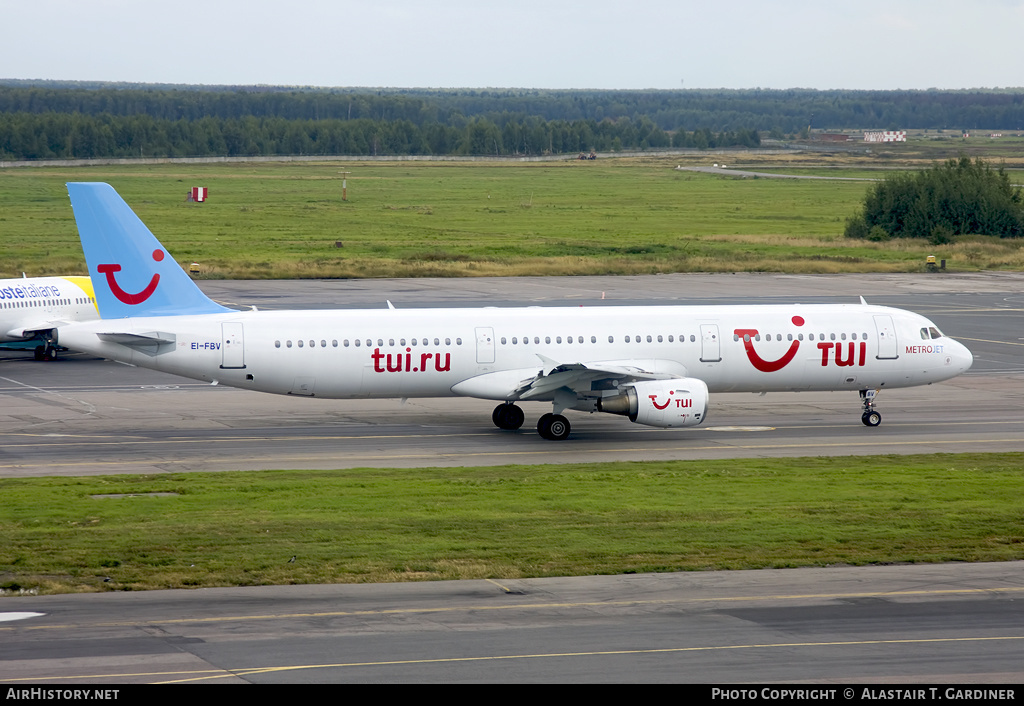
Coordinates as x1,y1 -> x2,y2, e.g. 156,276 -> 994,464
734,315 -> 805,372
97,250 -> 164,305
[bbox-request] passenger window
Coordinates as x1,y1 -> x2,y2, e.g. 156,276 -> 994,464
275,340 -> 281,348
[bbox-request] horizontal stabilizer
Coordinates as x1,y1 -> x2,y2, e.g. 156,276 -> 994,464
96,331 -> 177,346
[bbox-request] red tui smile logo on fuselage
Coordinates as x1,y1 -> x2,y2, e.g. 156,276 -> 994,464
97,250 -> 164,304
734,315 -> 805,372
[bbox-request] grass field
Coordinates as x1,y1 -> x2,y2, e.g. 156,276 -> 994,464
2,454 -> 1022,594
2,150 -> 1022,278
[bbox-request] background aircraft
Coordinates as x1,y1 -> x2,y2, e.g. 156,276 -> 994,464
56,183 -> 973,440
0,275 -> 98,359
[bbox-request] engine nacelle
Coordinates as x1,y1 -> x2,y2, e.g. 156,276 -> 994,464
597,378 -> 709,428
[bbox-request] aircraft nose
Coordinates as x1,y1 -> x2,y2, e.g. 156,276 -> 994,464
951,338 -> 973,373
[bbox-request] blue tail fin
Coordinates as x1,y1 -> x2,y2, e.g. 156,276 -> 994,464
67,183 -> 231,318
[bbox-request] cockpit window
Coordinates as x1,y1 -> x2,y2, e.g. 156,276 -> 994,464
920,328 -> 929,340
929,326 -> 943,339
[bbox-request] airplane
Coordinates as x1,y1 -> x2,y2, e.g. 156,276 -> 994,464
55,182 -> 973,440
0,274 -> 99,359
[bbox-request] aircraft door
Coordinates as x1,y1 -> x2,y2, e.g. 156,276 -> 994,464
699,324 -> 721,362
221,322 -> 246,369
873,315 -> 899,359
475,327 -> 495,364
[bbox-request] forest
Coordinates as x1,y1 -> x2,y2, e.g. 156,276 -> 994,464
1,82 -> 1022,160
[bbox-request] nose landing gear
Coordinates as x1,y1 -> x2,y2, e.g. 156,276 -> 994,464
860,389 -> 881,427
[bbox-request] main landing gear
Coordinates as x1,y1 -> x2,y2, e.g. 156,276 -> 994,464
491,403 -> 571,440
860,389 -> 881,427
33,343 -> 58,361
492,402 -> 525,430
537,412 -> 571,441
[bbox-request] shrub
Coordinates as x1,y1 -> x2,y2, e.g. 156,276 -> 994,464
847,156 -> 1024,240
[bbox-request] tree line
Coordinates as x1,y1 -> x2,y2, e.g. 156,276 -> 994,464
0,112 -> 760,160
2,83 -> 1023,132
2,82 -> 1022,161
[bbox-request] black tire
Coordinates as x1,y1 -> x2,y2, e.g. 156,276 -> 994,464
492,403 -> 525,430
504,404 -> 525,430
538,413 -> 570,440
862,411 -> 882,427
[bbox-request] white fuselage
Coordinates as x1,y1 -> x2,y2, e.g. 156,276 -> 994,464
55,302 -> 972,400
0,276 -> 98,343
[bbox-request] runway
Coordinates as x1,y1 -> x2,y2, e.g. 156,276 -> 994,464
2,562 -> 1022,683
2,272 -> 1022,684
1,272 -> 1022,477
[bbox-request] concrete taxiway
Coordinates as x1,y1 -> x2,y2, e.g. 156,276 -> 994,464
2,561 -> 1022,683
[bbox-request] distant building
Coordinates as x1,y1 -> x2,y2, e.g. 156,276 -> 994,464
864,131 -> 906,142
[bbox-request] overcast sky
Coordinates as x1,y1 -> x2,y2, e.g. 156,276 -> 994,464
4,0 -> 1022,90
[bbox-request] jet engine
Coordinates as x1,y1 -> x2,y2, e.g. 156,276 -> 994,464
597,378 -> 709,428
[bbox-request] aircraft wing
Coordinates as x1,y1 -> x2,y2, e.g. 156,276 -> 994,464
451,354 -> 689,401
5,318 -> 76,339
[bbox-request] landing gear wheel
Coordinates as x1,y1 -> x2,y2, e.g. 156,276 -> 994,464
537,413 -> 571,441
33,344 -> 57,361
491,403 -> 525,430
861,411 -> 882,427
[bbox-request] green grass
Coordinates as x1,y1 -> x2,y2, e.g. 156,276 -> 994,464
2,453 -> 1022,594
3,157 -> 1022,278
